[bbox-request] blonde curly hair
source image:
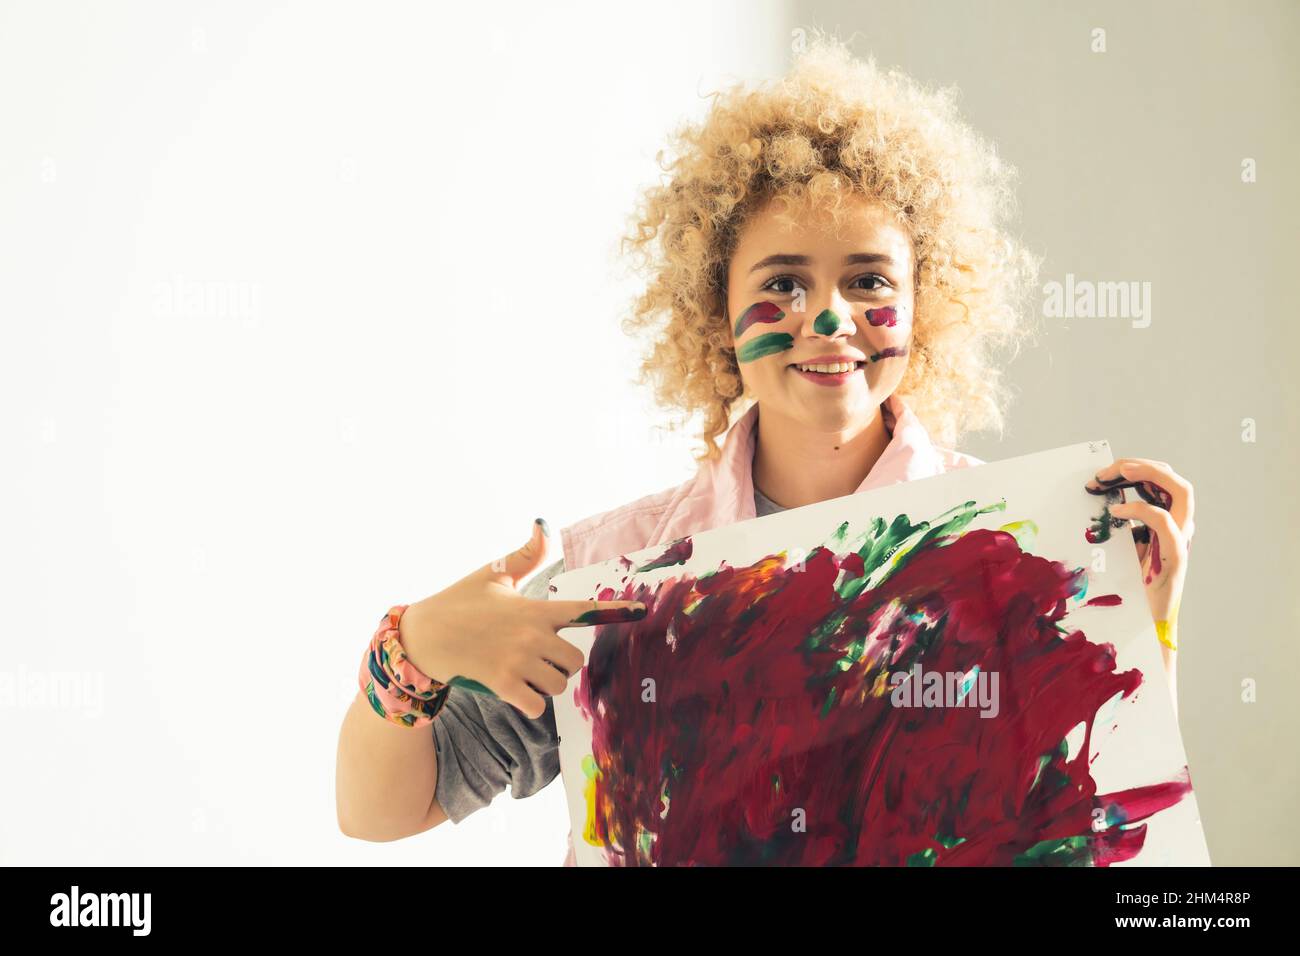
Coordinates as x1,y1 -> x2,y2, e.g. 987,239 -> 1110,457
618,31 -> 1041,464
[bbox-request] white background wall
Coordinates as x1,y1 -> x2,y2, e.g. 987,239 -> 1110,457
0,0 -> 791,864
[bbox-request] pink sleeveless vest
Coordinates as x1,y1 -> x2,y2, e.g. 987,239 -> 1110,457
554,394 -> 983,865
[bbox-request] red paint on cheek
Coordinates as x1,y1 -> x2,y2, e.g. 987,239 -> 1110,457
733,301 -> 786,338
865,307 -> 900,327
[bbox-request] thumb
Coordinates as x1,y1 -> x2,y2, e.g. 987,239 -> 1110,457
484,517 -> 551,589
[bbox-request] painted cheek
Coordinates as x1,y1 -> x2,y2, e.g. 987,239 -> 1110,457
737,332 -> 794,363
733,301 -> 785,339
867,346 -> 909,363
864,306 -> 899,328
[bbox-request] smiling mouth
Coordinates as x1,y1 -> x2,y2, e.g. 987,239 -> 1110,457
789,361 -> 865,374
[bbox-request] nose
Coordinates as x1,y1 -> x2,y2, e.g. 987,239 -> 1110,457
800,291 -> 858,339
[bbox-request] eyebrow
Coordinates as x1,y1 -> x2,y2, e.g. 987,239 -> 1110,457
747,253 -> 899,273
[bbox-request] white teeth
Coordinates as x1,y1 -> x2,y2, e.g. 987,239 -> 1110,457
795,362 -> 858,373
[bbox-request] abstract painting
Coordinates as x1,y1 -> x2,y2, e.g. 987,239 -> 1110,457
549,441 -> 1211,866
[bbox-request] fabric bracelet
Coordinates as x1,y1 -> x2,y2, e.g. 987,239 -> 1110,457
358,604 -> 452,728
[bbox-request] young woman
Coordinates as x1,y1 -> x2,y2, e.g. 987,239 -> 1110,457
335,36 -> 1195,863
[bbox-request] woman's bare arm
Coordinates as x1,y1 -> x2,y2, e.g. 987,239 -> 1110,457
336,688 -> 448,841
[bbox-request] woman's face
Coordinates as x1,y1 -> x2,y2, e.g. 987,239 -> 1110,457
726,193 -> 915,432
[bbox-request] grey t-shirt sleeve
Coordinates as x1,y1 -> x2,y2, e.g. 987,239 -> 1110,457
431,555 -> 568,823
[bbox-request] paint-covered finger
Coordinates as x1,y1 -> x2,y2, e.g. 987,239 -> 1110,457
1110,499 -> 1181,546
1089,457 -> 1166,482
552,599 -> 648,628
1089,458 -> 1180,495
1084,476 -> 1173,509
1085,460 -> 1192,529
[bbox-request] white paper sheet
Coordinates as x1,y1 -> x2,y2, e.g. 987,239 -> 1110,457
549,440 -> 1211,867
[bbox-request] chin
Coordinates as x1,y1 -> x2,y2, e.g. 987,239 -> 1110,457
787,396 -> 876,431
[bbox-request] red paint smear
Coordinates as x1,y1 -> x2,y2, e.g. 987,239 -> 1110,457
576,526 -> 1192,866
865,306 -> 899,327
1136,480 -> 1173,510
1084,594 -> 1123,607
1145,531 -> 1162,585
734,301 -> 785,338
635,537 -> 694,572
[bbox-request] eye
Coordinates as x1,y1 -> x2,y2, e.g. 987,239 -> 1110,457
760,274 -> 805,295
851,274 -> 893,292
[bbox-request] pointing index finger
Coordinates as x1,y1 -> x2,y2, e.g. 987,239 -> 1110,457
551,599 -> 648,628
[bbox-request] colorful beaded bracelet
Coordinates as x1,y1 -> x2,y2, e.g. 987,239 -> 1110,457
358,604 -> 451,728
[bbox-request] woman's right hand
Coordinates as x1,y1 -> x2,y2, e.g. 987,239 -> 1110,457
396,518 -> 646,719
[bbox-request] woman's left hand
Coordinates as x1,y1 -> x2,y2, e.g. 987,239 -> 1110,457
1085,458 -> 1195,657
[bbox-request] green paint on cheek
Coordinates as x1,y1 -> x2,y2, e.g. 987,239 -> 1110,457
813,309 -> 843,335
736,332 -> 794,362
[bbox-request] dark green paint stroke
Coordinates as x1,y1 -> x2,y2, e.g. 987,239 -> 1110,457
907,830 -> 967,866
570,605 -> 648,625
1013,835 -> 1093,866
737,332 -> 794,363
832,499 -> 1010,604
